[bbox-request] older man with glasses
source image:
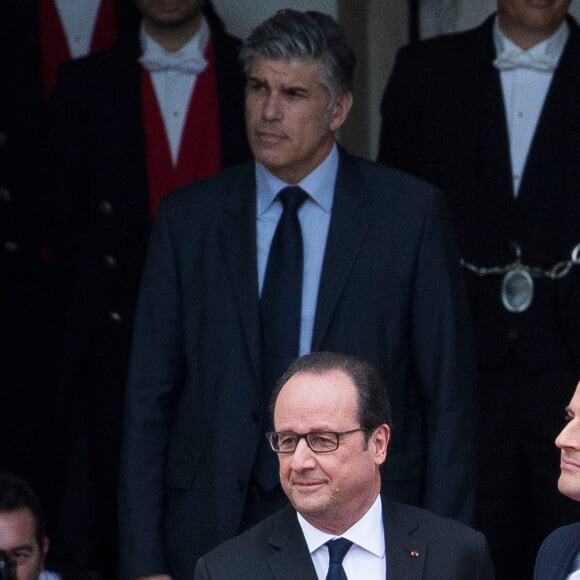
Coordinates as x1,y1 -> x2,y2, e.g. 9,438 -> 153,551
194,351 -> 494,580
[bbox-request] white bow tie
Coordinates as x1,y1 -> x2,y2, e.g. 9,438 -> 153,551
139,53 -> 208,75
493,50 -> 556,72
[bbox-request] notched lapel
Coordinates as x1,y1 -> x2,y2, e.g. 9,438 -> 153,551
383,500 -> 426,580
219,168 -> 262,380
478,52 -> 514,219
387,539 -> 427,580
518,26 -> 580,214
267,508 -> 318,580
311,153 -> 373,350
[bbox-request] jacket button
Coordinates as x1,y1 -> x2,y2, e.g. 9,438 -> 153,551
109,311 -> 122,323
103,254 -> 118,268
506,329 -> 519,342
0,187 -> 11,202
98,200 -> 113,215
3,240 -> 18,253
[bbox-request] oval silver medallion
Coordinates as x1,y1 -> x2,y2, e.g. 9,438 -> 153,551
501,268 -> 533,313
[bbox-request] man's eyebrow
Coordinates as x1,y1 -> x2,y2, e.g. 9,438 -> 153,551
10,544 -> 34,553
281,84 -> 309,93
247,75 -> 266,84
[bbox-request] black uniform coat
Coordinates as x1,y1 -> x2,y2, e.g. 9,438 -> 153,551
378,15 -> 580,375
45,8 -> 250,574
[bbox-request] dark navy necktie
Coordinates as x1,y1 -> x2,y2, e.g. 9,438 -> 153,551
254,186 -> 307,490
260,186 -> 308,395
326,538 -> 353,580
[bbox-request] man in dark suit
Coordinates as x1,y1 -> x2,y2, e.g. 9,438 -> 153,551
194,352 -> 494,580
119,9 -> 477,579
534,380 -> 580,579
45,1 -> 249,577
378,1 -> 580,577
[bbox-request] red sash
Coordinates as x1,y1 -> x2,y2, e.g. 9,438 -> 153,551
142,39 -> 222,217
39,0 -> 118,97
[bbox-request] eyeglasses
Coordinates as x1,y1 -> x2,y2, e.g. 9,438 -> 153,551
266,428 -> 368,453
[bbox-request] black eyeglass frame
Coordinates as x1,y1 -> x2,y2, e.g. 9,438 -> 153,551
265,427 -> 369,453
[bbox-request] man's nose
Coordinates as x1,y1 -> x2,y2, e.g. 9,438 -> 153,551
290,437 -> 317,468
556,421 -> 577,449
261,93 -> 283,120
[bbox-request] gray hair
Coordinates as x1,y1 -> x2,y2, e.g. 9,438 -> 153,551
239,9 -> 356,103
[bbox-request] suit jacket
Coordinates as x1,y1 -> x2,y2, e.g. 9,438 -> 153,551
534,522 -> 580,580
378,15 -> 580,375
119,150 -> 477,578
44,10 -> 250,574
194,498 -> 494,580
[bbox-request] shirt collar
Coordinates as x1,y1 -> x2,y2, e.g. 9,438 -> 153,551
297,494 -> 385,559
139,16 -> 210,61
255,142 -> 339,216
493,15 -> 569,62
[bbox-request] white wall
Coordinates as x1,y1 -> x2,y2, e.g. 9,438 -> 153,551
420,0 -> 580,38
215,0 -> 338,43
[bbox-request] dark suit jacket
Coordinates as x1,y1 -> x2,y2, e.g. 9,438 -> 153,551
44,11 -> 250,574
534,522 -> 580,579
378,15 -> 580,375
194,498 -> 495,579
119,150 -> 477,578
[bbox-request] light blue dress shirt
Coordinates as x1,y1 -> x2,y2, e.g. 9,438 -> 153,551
256,142 -> 339,355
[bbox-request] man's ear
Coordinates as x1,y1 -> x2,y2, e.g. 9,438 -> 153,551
371,424 -> 390,467
41,536 -> 49,565
328,91 -> 353,132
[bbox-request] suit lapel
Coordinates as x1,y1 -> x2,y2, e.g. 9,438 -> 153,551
517,19 -> 580,215
383,500 -> 426,580
476,19 -> 515,220
219,165 -> 262,380
311,150 -> 373,350
559,523 -> 580,579
266,507 -> 318,580
103,46 -> 151,227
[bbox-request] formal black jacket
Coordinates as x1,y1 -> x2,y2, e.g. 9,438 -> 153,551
194,499 -> 495,580
378,15 -> 580,376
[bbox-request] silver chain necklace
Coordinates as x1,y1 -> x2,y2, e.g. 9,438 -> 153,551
461,243 -> 580,313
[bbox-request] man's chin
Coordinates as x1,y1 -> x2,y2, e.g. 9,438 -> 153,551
557,474 -> 580,502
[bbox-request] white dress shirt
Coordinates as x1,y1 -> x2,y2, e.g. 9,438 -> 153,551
256,143 -> 338,356
139,18 -> 210,165
54,0 -> 101,59
297,494 -> 386,580
567,551 -> 580,579
494,18 -> 568,196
